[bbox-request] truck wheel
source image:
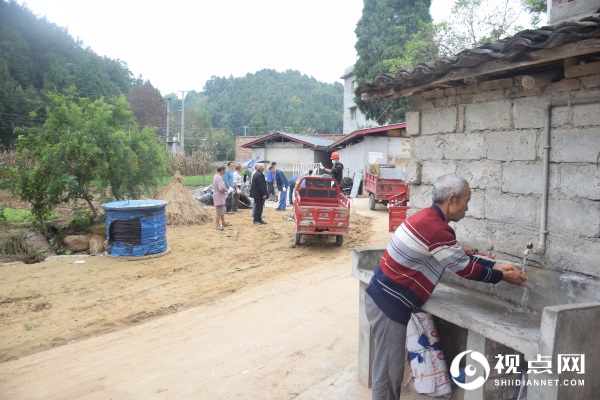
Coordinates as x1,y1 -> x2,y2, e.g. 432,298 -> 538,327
295,233 -> 302,245
369,193 -> 376,210
335,235 -> 343,246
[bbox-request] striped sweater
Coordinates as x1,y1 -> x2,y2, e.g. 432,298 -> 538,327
366,204 -> 503,325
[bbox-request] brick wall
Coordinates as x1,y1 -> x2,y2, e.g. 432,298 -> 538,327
404,72 -> 600,278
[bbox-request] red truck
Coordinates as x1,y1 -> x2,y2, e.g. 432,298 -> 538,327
293,176 -> 350,246
364,165 -> 410,210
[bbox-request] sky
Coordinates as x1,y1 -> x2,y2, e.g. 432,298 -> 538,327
16,0 -> 456,96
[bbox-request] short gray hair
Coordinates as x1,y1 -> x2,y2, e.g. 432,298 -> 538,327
432,174 -> 469,204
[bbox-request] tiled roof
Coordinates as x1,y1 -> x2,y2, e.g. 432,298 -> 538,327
241,132 -> 334,148
357,13 -> 600,99
329,123 -> 406,148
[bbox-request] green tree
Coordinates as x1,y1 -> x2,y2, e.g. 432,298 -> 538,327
354,0 -> 433,124
127,80 -> 166,137
6,89 -> 167,223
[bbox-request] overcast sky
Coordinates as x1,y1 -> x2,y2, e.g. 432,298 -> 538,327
18,0 -> 453,96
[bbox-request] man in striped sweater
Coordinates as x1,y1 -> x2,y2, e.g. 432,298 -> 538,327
365,174 -> 528,400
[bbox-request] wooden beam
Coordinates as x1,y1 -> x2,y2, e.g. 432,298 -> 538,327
520,69 -> 564,90
564,61 -> 600,78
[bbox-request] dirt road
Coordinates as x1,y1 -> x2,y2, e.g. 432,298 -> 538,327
0,198 -> 403,399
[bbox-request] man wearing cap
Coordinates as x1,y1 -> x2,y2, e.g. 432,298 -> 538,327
323,152 -> 344,186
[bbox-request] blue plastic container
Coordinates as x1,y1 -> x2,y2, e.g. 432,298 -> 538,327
102,200 -> 168,257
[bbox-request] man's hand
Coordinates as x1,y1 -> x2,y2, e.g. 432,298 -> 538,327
493,263 -> 519,273
494,263 -> 528,287
262,195 -> 267,200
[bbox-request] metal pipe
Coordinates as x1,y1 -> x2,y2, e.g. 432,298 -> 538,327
537,104 -> 551,254
534,96 -> 600,255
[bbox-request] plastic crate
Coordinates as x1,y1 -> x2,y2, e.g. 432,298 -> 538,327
389,205 -> 409,232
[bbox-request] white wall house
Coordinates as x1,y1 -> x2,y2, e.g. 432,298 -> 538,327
241,132 -> 333,175
328,123 -> 411,182
341,66 -> 379,134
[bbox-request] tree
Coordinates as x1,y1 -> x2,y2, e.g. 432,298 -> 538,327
5,88 -> 168,223
354,0 -> 433,124
127,81 -> 166,137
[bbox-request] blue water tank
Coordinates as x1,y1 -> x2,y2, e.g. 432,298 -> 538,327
101,200 -> 168,257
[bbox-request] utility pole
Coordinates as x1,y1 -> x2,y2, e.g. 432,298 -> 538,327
243,125 -> 248,136
166,97 -> 170,152
179,90 -> 189,154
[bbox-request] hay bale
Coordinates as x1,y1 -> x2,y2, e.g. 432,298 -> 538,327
156,172 -> 212,225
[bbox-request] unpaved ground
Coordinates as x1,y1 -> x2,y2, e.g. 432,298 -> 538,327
0,199 -> 390,363
0,198 -> 439,400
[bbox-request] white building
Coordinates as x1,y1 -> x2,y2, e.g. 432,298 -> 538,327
340,66 -> 379,134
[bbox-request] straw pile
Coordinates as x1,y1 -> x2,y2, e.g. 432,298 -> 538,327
156,172 -> 212,225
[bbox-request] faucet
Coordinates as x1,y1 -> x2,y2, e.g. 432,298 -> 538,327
522,241 -> 534,269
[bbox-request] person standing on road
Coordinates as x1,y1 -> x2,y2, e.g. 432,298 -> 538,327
250,163 -> 268,225
287,170 -> 313,206
266,161 -> 277,201
323,152 -> 343,187
212,165 -> 232,231
271,166 -> 289,211
224,162 -> 235,214
365,174 -> 528,400
232,164 -> 242,213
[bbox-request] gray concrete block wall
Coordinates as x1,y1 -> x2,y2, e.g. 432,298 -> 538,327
406,73 -> 600,277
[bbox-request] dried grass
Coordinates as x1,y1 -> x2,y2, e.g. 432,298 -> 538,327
155,172 -> 212,226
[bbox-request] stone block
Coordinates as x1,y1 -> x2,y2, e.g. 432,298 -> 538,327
444,133 -> 485,160
404,161 -> 422,185
549,127 -> 600,163
545,235 -> 600,278
466,101 -> 512,131
422,89 -> 445,99
559,164 -> 600,200
467,191 -> 485,219
453,217 -> 492,250
421,161 -> 457,185
421,106 -> 457,134
456,84 -> 479,94
573,102 -> 600,127
501,162 -> 560,195
473,89 -> 506,102
406,111 -> 421,136
550,104 -> 570,127
408,184 -> 432,210
580,74 -> 600,89
486,130 -> 538,161
88,234 -> 106,255
513,97 -> 546,129
479,78 -> 515,92
491,223 -> 539,258
411,95 -> 434,111
456,161 -> 502,190
547,199 -> 599,238
63,235 -> 90,252
410,135 -> 444,161
543,78 -> 580,94
485,194 -> 538,226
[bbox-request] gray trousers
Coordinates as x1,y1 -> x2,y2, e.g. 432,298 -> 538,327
365,294 -> 407,400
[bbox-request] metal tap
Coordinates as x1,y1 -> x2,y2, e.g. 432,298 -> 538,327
522,241 -> 534,270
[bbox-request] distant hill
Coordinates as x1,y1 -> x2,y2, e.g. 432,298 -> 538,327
0,0 -> 135,145
179,69 -> 344,136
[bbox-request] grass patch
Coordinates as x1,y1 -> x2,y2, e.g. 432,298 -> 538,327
158,175 -> 212,187
23,323 -> 39,331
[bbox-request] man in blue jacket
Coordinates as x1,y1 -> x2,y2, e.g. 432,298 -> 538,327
270,165 -> 289,211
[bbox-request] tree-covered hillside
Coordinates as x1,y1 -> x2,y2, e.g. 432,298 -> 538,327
0,0 -> 136,146
188,69 -> 343,136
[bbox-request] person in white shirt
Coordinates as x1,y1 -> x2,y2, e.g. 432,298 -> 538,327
232,164 -> 242,212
